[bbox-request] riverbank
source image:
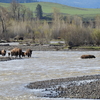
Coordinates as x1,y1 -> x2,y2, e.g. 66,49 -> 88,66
27,74 -> 100,99
0,44 -> 65,51
0,44 -> 100,51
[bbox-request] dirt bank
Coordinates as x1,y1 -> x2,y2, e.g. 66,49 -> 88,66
0,45 -> 65,51
0,44 -> 99,52
26,74 -> 100,99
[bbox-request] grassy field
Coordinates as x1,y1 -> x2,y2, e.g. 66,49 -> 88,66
73,46 -> 100,50
0,2 -> 100,20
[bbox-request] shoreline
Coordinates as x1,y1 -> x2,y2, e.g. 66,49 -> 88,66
26,74 -> 100,99
0,45 -> 64,51
0,44 -> 100,51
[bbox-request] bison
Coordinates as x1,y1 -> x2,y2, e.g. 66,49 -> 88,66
22,51 -> 25,57
24,49 -> 32,57
10,47 -> 22,58
81,55 -> 96,59
8,52 -> 10,56
0,49 -> 6,56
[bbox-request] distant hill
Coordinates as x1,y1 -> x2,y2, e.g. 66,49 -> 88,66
39,0 -> 100,8
0,2 -> 99,21
0,0 -> 38,3
0,0 -> 100,8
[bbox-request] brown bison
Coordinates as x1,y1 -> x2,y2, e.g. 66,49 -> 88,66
10,47 -> 22,58
24,49 -> 32,57
0,49 -> 6,56
81,55 -> 96,59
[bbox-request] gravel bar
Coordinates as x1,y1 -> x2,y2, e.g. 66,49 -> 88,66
26,74 -> 100,99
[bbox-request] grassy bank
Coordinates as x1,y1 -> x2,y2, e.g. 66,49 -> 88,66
72,46 -> 100,50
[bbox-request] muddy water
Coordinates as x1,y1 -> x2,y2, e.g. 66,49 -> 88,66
0,51 -> 100,100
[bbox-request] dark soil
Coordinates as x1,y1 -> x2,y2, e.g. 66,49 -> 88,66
26,74 -> 100,99
0,44 -> 97,51
0,44 -> 65,51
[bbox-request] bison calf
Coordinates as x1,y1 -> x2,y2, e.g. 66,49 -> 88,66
8,52 -> 10,56
22,52 -> 25,57
0,50 -> 6,56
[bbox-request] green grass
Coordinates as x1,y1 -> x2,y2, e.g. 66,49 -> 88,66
0,3 -> 9,7
73,46 -> 100,50
22,2 -> 100,15
0,2 -> 100,20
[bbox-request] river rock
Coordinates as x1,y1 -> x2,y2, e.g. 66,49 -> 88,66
26,74 -> 100,99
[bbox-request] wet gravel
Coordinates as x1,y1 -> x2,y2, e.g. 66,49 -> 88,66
26,75 -> 100,99
0,57 -> 22,61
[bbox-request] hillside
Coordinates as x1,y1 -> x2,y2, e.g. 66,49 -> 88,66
18,2 -> 100,20
39,0 -> 100,8
0,0 -> 100,8
0,0 -> 38,3
0,2 -> 100,20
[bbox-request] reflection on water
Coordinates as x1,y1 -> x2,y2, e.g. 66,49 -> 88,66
0,51 -> 100,100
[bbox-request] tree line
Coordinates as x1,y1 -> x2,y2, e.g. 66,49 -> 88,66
0,0 -> 100,47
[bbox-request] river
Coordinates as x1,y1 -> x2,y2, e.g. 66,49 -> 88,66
0,51 -> 100,100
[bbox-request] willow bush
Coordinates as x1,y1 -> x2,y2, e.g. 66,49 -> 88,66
92,29 -> 100,45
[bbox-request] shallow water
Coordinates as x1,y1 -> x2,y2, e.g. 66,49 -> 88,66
0,51 -> 100,100
0,42 -> 19,45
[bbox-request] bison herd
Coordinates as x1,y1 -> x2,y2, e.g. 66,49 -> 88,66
0,48 -> 96,59
0,47 -> 32,58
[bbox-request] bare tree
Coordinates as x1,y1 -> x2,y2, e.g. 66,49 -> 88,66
26,8 -> 33,21
52,7 -> 61,39
21,5 -> 27,22
10,0 -> 21,20
72,16 -> 82,27
0,6 -> 10,37
95,15 -> 100,29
